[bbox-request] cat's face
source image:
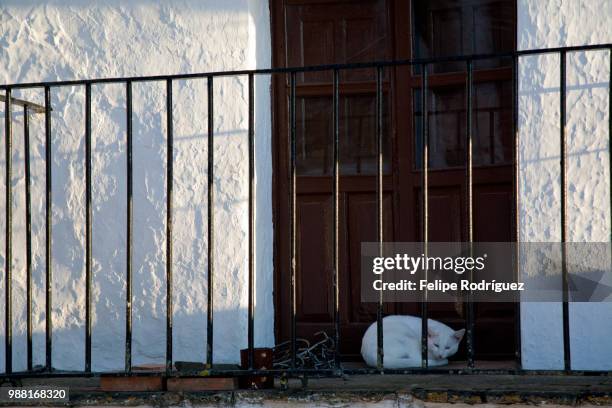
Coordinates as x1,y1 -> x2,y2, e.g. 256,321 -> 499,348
428,328 -> 465,359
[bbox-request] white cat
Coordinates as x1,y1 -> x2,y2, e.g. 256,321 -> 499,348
361,315 -> 465,368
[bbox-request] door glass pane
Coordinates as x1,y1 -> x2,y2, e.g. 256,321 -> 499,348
412,0 -> 514,73
414,85 -> 466,169
473,80 -> 512,166
286,0 -> 390,84
296,94 -> 391,175
296,97 -> 331,175
413,81 -> 512,169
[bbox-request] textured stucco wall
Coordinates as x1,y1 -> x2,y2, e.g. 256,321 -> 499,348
518,0 -> 612,369
2,0 -> 611,375
0,0 -> 273,372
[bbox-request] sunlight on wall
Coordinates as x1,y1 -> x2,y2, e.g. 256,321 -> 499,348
518,0 -> 612,370
0,0 -> 274,372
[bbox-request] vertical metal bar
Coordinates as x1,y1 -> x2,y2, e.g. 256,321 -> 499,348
166,79 -> 174,374
45,85 -> 53,372
207,76 -> 215,367
465,60 -> 475,370
609,50 -> 612,347
560,51 -> 571,372
512,54 -> 522,367
421,63 -> 429,369
84,83 -> 92,373
289,72 -> 297,370
375,65 -> 384,371
489,111 -> 496,164
609,48 -> 612,330
4,89 -> 12,375
125,80 -> 133,373
24,105 -> 33,372
332,69 -> 340,369
248,73 -> 255,370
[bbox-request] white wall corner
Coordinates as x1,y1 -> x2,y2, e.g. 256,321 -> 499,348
518,0 -> 612,370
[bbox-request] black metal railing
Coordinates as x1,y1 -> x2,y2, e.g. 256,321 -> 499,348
1,43 -> 612,380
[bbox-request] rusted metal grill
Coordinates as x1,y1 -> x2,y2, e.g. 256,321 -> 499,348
1,43 -> 612,380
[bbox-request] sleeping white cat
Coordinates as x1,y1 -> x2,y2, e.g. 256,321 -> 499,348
361,315 -> 465,368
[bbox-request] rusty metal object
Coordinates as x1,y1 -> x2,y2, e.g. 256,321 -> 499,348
273,332 -> 336,370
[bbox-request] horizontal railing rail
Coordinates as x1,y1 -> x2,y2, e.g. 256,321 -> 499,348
1,43 -> 612,381
1,43 -> 610,90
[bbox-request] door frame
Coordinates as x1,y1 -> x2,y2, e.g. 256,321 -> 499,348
269,0 -> 519,354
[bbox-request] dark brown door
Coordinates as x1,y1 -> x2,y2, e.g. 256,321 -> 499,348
272,0 -> 516,362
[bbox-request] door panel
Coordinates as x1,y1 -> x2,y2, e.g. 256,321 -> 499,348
420,189 -> 464,242
345,192 -> 394,324
342,192 -> 395,358
297,194 -> 333,322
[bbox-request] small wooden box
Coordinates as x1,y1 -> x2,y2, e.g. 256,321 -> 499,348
239,348 -> 274,389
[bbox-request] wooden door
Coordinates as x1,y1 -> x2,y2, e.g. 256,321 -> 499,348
272,0 -> 516,362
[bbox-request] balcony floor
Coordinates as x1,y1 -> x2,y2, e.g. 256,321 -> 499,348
9,365 -> 612,407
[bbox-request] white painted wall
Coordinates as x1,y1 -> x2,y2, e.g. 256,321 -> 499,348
518,0 -> 612,369
0,0 -> 274,372
2,0 -> 611,374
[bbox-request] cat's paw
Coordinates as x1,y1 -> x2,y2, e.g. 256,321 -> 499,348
427,358 -> 448,367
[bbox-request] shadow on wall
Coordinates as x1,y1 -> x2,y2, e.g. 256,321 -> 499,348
0,308 -> 256,372
0,72 -> 274,372
518,49 -> 612,370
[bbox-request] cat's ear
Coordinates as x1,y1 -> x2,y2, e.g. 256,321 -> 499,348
454,329 -> 466,341
427,327 -> 436,338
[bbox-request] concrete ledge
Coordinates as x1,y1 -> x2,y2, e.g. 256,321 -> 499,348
99,376 -> 163,392
6,374 -> 612,406
166,377 -> 238,391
